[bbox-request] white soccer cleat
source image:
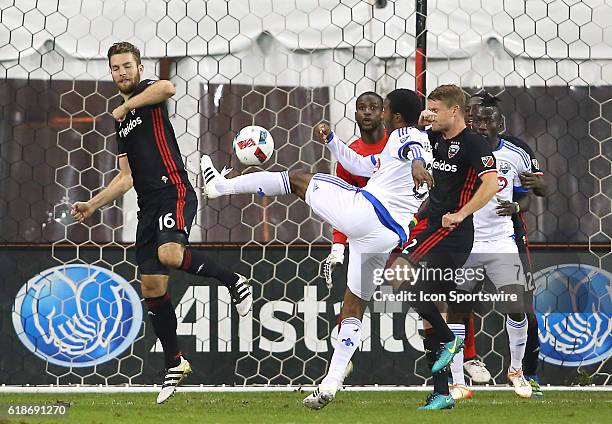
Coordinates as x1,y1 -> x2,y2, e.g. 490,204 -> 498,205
507,367 -> 533,399
156,356 -> 192,404
200,154 -> 224,199
303,383 -> 337,410
449,384 -> 473,400
229,274 -> 252,317
464,359 -> 492,384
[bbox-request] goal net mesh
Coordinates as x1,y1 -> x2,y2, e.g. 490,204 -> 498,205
1,0 -> 610,387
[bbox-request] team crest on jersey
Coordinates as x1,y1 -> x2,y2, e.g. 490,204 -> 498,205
498,161 -> 510,174
481,155 -> 494,167
448,143 -> 460,158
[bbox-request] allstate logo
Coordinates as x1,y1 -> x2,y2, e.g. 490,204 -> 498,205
12,265 -> 143,367
534,264 -> 611,367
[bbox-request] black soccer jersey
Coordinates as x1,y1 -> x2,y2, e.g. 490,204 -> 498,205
427,127 -> 497,219
501,134 -> 544,239
116,79 -> 194,204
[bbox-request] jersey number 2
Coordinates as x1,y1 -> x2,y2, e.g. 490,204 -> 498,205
159,213 -> 176,230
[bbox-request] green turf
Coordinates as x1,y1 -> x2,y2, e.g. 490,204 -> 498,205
0,391 -> 610,424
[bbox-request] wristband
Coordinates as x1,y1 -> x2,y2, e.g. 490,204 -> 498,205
409,216 -> 419,230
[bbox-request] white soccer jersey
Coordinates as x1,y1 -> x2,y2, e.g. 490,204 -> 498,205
473,138 -> 532,242
326,127 -> 432,242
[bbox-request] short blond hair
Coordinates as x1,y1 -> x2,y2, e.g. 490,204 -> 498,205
428,84 -> 467,112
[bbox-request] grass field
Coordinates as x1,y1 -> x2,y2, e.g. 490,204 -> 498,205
1,391 -> 610,424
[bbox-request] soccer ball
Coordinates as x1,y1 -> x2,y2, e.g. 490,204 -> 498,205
232,125 -> 274,166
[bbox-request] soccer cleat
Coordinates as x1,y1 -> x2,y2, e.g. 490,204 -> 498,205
156,356 -> 192,404
449,384 -> 473,400
417,393 -> 455,410
432,336 -> 464,374
464,359 -> 492,383
229,274 -> 252,317
200,154 -> 226,199
525,374 -> 544,398
507,367 -> 533,399
303,384 -> 337,410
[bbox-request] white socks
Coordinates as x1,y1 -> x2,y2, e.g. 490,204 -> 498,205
506,314 -> 528,371
448,323 -> 466,385
322,317 -> 362,388
216,171 -> 291,196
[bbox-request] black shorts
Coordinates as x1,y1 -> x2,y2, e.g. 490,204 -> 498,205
135,188 -> 197,275
402,216 -> 474,298
405,216 -> 474,268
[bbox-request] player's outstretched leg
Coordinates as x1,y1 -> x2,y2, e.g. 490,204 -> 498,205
201,155 -> 294,199
158,242 -> 253,317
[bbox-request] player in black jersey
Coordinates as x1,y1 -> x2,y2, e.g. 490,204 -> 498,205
464,92 -> 548,397
71,42 -> 252,404
394,85 -> 499,410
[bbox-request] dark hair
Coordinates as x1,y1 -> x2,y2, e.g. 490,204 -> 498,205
107,42 -> 141,67
386,88 -> 422,126
356,91 -> 383,105
428,84 -> 467,111
479,91 -> 501,108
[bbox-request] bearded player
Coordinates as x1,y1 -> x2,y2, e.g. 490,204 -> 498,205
71,42 -> 252,404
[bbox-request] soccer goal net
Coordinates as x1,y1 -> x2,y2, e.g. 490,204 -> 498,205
1,0 -> 610,388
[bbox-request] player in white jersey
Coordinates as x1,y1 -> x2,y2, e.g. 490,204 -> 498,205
448,102 -> 533,400
200,89 -> 433,409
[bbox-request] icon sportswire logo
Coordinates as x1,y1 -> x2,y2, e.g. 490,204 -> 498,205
534,264 -> 611,367
12,265 -> 143,367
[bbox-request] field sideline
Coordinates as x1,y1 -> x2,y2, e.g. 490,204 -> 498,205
1,391 -> 610,424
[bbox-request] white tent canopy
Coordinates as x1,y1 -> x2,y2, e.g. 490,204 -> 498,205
1,0 -> 610,62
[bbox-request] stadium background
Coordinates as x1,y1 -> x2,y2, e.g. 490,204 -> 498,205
0,0 -> 610,388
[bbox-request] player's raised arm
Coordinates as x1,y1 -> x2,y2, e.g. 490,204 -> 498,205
71,155 -> 133,223
112,80 -> 176,122
317,123 -> 378,177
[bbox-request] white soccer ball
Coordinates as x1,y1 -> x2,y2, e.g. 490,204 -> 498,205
232,125 -> 274,166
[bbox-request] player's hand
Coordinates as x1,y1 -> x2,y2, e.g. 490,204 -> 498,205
495,200 -> 518,216
412,160 -> 434,189
417,110 -> 436,129
112,104 -> 129,122
442,211 -> 465,229
316,123 -> 332,144
321,243 -> 345,289
519,172 -> 540,189
71,201 -> 95,223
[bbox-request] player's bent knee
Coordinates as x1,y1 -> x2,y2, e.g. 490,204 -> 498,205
140,275 -> 169,298
288,169 -> 313,198
157,242 -> 184,269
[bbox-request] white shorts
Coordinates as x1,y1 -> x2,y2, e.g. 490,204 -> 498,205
305,174 -> 401,301
460,237 -> 526,292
